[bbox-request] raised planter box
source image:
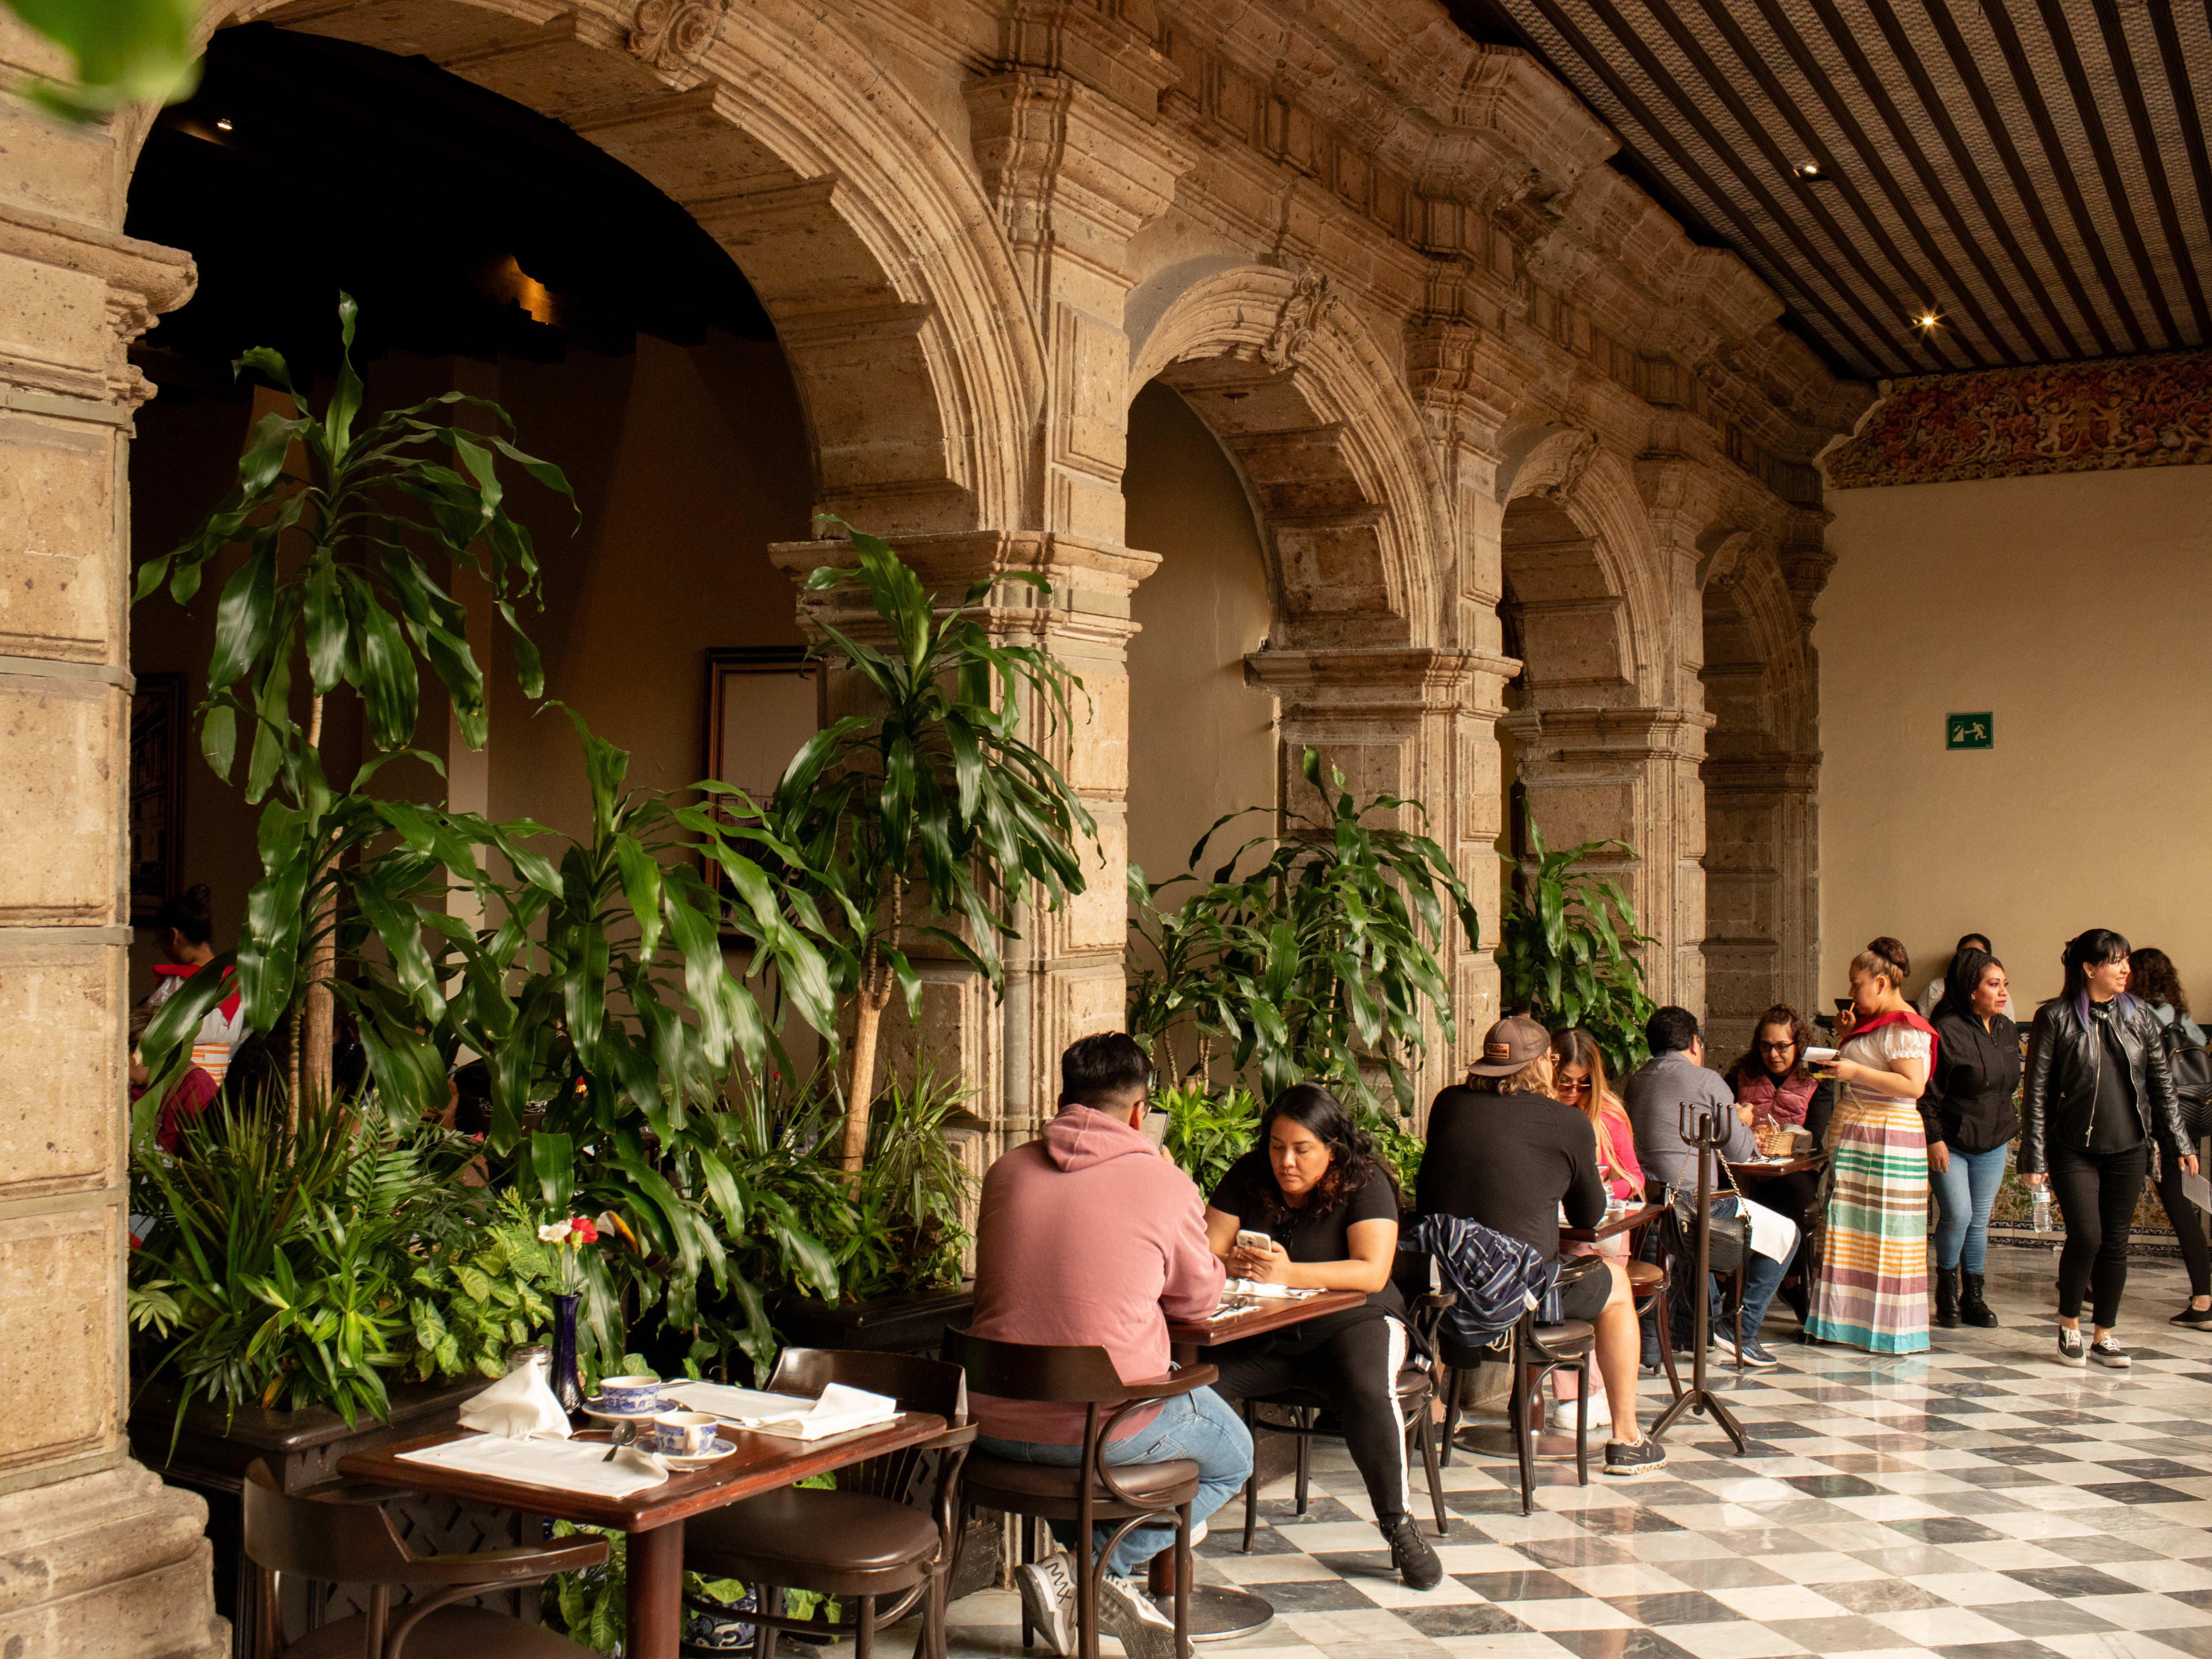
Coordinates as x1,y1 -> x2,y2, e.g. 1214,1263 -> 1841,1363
767,1283 -> 977,1355
130,1377 -> 539,1657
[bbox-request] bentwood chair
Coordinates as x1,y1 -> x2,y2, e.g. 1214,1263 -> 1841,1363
677,1349 -> 974,1659
1237,1270 -> 1452,1548
240,1459 -> 608,1658
1435,1312 -> 1596,1516
947,1328 -> 1211,1659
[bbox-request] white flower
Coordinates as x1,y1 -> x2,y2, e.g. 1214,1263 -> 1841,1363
537,1220 -> 573,1244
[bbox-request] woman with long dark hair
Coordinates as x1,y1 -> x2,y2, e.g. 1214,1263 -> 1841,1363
1806,938 -> 1937,1354
1203,1084 -> 1438,1588
1723,1005 -> 1832,1321
1922,948 -> 2020,1330
2023,929 -> 2197,1367
2127,947 -> 2210,1328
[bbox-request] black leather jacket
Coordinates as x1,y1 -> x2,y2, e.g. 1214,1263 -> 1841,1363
2021,996 -> 2187,1173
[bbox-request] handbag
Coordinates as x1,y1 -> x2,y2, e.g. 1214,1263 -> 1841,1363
1664,1155 -> 1750,1275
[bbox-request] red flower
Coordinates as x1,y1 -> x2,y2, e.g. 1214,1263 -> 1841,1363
569,1218 -> 600,1245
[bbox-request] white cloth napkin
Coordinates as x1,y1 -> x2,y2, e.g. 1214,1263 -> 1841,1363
1222,1279 -> 1316,1301
400,1431 -> 671,1498
457,1366 -> 573,1440
663,1380 -> 899,1441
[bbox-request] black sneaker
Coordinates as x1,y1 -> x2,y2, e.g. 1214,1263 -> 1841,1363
2089,1335 -> 2131,1369
1730,1336 -> 1781,1370
2056,1327 -> 2085,1367
2172,1304 -> 2212,1328
1604,1436 -> 1668,1478
1382,1514 -> 1444,1589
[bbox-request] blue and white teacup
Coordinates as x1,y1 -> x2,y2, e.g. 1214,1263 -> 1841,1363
599,1374 -> 663,1415
652,1410 -> 719,1458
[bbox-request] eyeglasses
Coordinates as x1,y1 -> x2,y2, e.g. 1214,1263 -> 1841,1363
1758,1040 -> 1796,1053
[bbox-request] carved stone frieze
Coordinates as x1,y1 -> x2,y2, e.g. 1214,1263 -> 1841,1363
625,0 -> 729,75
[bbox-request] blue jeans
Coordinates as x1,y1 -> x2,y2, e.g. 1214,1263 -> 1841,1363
1930,1144 -> 2009,1272
976,1386 -> 1253,1578
1658,1199 -> 1788,1351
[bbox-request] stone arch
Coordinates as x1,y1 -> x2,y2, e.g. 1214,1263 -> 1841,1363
1494,426 -> 1666,709
1127,263 -> 1449,651
1699,530 -> 1819,1056
183,0 -> 1044,538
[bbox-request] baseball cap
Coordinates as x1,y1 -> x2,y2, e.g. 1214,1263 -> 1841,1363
1468,1013 -> 1552,1077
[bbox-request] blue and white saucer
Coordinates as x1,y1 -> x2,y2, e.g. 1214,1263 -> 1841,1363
660,1435 -> 738,1471
581,1394 -> 672,1422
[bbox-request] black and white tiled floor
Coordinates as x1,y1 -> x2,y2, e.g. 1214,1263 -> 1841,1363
833,1251 -> 2212,1659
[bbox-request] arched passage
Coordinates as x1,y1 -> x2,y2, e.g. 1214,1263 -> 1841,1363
1700,533 -> 1820,1059
1123,264 -> 1484,1103
189,0 -> 1046,539
1495,428 -> 1703,1012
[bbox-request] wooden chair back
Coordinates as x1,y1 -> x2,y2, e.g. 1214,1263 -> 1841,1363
944,1329 -> 1136,1404
241,1460 -> 412,1585
768,1346 -> 968,1512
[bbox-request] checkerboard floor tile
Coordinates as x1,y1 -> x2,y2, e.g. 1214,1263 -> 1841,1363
794,1253 -> 2212,1659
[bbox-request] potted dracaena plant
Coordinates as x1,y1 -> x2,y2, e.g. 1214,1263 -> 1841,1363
1126,750 -> 1480,1191
759,522 -> 1098,1178
1494,810 -> 1657,1081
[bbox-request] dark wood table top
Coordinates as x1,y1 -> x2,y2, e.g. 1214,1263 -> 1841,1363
1729,1153 -> 1825,1178
1166,1287 -> 1368,1353
1560,1201 -> 1663,1244
337,1410 -> 948,1533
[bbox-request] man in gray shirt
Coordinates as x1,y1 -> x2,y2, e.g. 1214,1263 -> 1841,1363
1625,1005 -> 1755,1196
1623,1006 -> 1786,1368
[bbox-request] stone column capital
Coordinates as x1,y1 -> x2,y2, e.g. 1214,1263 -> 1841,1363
0,202 -> 196,408
1510,703 -> 1716,763
1702,751 -> 1821,795
1244,643 -> 1519,714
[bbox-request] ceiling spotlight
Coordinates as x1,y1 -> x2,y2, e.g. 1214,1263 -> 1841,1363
1791,160 -> 1823,179
215,117 -> 233,131
1914,308 -> 1942,328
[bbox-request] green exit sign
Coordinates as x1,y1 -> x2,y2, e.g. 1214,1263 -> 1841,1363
1948,713 -> 1993,749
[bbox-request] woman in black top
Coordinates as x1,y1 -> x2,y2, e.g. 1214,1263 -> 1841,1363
1921,948 -> 2020,1331
2023,929 -> 2198,1368
1204,1084 -> 1438,1589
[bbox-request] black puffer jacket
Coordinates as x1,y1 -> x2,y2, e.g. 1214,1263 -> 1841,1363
1920,1012 -> 2021,1156
2021,997 -> 2188,1173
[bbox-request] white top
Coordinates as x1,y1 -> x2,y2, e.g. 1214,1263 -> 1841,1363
1841,1022 -> 1933,1108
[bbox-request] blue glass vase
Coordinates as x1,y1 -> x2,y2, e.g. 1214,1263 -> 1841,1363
549,1291 -> 584,1415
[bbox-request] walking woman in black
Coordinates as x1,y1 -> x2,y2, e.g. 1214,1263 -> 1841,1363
2022,929 -> 2198,1368
1922,947 -> 2020,1330
2127,948 -> 2212,1328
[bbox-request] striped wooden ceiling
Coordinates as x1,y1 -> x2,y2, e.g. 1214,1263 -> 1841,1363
1448,0 -> 2212,380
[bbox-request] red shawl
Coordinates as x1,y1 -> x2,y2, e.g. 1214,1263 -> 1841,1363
1842,1005 -> 1939,1078
152,960 -> 241,1023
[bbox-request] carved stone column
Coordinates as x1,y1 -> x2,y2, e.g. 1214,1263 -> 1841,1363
1702,753 -> 1820,1062
0,26 -> 226,1653
1243,645 -> 1514,1119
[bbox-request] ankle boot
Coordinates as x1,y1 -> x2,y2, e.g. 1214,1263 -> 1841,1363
1936,1266 -> 1960,1328
1959,1271 -> 1998,1327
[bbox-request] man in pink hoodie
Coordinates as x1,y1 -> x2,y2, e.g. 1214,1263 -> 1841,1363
970,1034 -> 1253,1659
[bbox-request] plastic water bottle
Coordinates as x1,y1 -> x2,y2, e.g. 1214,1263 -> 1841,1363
2032,1188 -> 2054,1233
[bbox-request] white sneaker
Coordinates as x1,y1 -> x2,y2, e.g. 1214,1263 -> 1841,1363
1550,1393 -> 1609,1431
1099,1574 -> 1179,1659
1016,1551 -> 1078,1656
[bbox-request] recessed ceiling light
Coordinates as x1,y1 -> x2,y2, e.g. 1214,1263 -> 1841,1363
1914,309 -> 1942,328
215,118 -> 233,131
1791,160 -> 1823,180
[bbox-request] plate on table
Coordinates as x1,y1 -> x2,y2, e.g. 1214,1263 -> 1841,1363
581,1395 -> 672,1422
575,1428 -> 739,1469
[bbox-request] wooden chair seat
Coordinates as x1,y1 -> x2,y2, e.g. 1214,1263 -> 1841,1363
1626,1260 -> 1663,1292
961,1452 -> 1202,1518
687,1486 -> 941,1594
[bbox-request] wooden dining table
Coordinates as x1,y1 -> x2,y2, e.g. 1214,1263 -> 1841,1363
340,1409 -> 948,1659
1559,1200 -> 1664,1246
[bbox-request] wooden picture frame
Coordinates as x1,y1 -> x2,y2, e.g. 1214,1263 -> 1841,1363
702,646 -> 820,805
129,672 -> 188,925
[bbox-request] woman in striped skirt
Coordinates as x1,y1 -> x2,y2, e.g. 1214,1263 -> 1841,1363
1806,937 -> 1938,1355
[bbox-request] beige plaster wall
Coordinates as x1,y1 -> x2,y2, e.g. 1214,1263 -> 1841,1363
1819,465 -> 2212,1013
1122,380 -> 1277,892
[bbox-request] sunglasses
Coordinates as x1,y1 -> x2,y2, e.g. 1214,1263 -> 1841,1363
1556,1078 -> 1592,1094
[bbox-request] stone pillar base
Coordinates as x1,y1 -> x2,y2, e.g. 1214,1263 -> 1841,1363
0,1462 -> 228,1658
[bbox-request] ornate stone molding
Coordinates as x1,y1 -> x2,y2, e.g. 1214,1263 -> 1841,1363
1825,351 -> 2212,488
625,0 -> 728,75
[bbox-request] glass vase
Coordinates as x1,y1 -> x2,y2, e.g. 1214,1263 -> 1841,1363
549,1290 -> 584,1414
